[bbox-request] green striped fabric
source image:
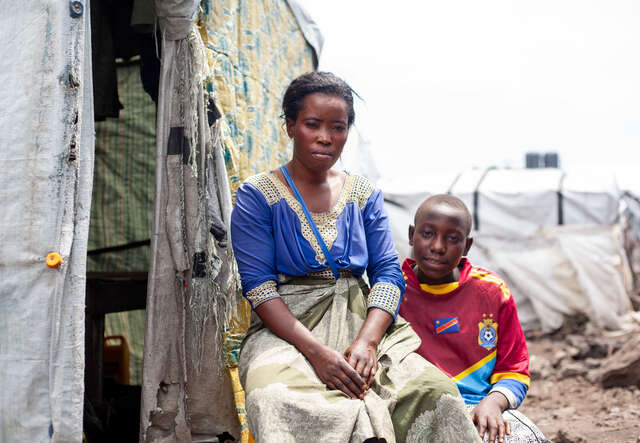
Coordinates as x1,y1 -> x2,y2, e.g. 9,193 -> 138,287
87,62 -> 155,273
88,62 -> 155,385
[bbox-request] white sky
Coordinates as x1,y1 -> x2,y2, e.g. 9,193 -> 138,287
297,1 -> 640,188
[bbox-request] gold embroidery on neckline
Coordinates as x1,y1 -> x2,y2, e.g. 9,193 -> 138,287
246,171 -> 374,264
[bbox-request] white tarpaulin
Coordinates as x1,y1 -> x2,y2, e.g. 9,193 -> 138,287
382,168 -> 634,332
467,227 -> 632,332
0,2 -> 94,442
563,171 -> 619,226
461,168 -> 564,237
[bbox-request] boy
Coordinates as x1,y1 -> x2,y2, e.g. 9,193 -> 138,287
399,194 -> 548,443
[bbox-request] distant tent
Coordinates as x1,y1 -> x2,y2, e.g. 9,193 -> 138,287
382,168 -> 635,332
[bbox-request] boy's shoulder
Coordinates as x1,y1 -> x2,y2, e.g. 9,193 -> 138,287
401,257 -> 512,301
465,262 -> 512,302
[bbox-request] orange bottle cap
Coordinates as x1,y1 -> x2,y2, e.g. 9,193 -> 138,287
46,252 -> 63,268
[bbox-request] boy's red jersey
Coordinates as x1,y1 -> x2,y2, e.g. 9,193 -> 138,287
400,258 -> 530,407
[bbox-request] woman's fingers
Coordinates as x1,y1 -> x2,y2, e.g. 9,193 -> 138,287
321,347 -> 376,398
357,359 -> 373,388
327,379 -> 351,398
343,355 -> 369,389
348,353 -> 365,378
339,375 -> 363,399
324,359 -> 365,399
359,365 -> 372,389
367,359 -> 377,386
341,360 -> 366,394
330,373 -> 361,399
330,380 -> 353,398
345,350 -> 377,389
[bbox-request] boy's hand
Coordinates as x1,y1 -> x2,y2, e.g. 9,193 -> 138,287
471,392 -> 511,442
344,337 -> 378,388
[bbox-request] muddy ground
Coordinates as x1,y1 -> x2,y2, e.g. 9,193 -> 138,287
518,314 -> 640,443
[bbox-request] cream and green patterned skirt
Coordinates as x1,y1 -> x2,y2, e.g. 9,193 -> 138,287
239,275 -> 481,443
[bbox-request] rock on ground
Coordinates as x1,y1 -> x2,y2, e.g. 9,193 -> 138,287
520,316 -> 640,443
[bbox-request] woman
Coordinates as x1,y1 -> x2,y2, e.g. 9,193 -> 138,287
230,72 -> 480,442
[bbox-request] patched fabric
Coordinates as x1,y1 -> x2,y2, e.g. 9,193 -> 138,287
199,1 -> 316,194
142,2 -> 318,442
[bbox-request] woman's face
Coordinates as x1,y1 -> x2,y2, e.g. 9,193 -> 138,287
286,93 -> 349,171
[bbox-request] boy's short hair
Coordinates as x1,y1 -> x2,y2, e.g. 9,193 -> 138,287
414,194 -> 473,236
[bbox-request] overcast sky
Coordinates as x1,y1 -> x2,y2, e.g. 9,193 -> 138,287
297,1 -> 640,189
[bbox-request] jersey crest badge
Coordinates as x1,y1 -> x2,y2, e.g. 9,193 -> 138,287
478,315 -> 498,350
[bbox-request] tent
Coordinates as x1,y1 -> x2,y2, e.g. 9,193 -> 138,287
0,1 -> 321,441
382,168 -> 636,333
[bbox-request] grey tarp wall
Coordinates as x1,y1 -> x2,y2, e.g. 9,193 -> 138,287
0,2 -> 95,442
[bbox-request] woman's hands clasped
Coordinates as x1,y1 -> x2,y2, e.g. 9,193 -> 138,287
255,299 -> 390,401
344,337 -> 377,388
306,344 -> 368,399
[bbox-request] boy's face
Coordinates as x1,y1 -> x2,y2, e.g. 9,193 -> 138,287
409,203 -> 473,285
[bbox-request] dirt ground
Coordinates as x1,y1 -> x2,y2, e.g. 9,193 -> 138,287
518,315 -> 640,443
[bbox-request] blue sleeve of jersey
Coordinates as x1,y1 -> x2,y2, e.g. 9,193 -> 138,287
494,379 -> 528,408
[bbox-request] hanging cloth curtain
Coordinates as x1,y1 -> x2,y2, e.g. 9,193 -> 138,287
140,1 -> 244,440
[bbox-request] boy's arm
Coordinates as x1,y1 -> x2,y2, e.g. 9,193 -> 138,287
489,290 -> 530,409
472,283 -> 529,442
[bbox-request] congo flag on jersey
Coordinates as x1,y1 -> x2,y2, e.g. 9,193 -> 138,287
435,317 -> 460,334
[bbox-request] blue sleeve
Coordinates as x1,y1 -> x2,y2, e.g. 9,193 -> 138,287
493,380 -> 528,408
362,189 -> 405,318
230,182 -> 279,308
490,291 -> 531,408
